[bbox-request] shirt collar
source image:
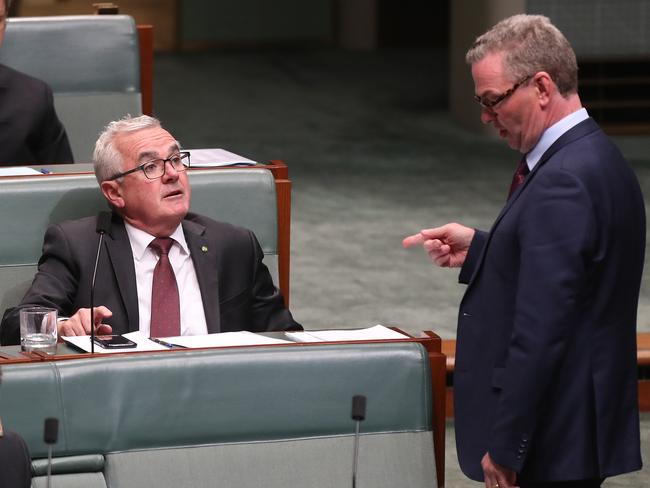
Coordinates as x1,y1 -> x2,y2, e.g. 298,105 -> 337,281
525,107 -> 589,170
124,221 -> 190,261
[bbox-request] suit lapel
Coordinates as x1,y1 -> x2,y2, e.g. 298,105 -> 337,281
104,214 -> 139,331
495,117 -> 600,223
183,219 -> 221,333
466,118 -> 601,287
0,64 -> 10,90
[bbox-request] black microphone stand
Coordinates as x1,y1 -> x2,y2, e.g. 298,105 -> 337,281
90,212 -> 112,354
44,417 -> 59,488
351,395 -> 366,488
89,234 -> 105,354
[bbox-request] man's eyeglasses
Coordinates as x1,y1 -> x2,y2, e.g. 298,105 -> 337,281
474,75 -> 532,110
108,152 -> 191,181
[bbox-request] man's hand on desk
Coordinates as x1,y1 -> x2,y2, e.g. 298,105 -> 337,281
58,306 -> 113,337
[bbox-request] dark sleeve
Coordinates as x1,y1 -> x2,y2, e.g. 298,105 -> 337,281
458,229 -> 488,284
0,431 -> 32,488
248,231 -> 302,332
31,82 -> 74,164
1,224 -> 80,345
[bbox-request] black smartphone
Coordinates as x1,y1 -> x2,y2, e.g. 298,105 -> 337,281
92,335 -> 137,349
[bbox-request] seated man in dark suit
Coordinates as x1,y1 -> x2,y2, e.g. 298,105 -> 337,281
0,115 -> 300,344
0,368 -> 32,488
0,0 -> 73,165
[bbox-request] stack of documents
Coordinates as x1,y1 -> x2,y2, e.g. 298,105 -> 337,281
186,148 -> 257,167
0,167 -> 46,177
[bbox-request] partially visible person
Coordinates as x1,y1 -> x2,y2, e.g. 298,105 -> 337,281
404,14 -> 644,488
0,0 -> 73,165
0,115 -> 300,344
0,368 -> 32,488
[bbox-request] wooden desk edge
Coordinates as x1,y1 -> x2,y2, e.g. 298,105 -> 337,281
136,24 -> 154,116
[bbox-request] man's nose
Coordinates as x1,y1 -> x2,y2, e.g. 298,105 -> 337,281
480,107 -> 496,125
161,160 -> 179,182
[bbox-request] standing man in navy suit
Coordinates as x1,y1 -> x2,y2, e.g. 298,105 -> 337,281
404,15 -> 644,488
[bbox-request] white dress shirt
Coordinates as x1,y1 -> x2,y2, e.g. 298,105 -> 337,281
525,107 -> 589,170
124,222 -> 208,336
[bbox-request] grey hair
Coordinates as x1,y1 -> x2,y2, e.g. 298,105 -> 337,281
465,14 -> 578,96
93,115 -> 162,183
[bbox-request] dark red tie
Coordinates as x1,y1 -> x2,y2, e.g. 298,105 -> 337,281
508,157 -> 530,199
149,237 -> 180,338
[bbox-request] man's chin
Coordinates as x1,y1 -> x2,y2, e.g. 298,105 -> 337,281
505,138 -> 522,152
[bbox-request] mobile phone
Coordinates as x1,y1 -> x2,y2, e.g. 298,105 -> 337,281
92,335 -> 137,349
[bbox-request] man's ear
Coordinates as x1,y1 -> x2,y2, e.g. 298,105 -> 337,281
533,71 -> 554,107
101,180 -> 125,209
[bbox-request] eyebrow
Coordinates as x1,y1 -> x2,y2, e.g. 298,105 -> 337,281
477,88 -> 500,97
137,144 -> 181,163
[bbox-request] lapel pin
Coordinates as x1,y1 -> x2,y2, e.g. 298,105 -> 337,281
201,245 -> 208,253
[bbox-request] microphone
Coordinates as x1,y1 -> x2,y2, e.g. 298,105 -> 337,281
90,212 -> 112,354
351,395 -> 366,488
43,417 -> 59,488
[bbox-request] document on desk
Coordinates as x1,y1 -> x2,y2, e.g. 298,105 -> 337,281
0,166 -> 45,176
159,331 -> 290,348
64,331 -> 290,352
285,325 -> 409,343
186,148 -> 257,167
63,331 -> 168,353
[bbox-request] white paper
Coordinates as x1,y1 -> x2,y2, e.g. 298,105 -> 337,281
0,167 -> 45,176
64,330 -> 290,352
285,325 -> 409,343
186,148 -> 257,167
63,331 -> 167,353
160,331 -> 290,348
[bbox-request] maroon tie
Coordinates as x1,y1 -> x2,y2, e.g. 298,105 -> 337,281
149,237 -> 180,338
508,157 -> 530,199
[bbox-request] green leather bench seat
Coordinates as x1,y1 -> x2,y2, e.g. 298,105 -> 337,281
0,15 -> 141,162
0,168 -> 279,313
0,342 -> 437,487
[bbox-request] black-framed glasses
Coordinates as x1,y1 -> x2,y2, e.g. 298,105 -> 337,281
108,151 -> 191,181
474,75 -> 532,110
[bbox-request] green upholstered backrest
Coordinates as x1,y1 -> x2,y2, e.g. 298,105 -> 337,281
0,342 -> 436,487
0,16 -> 141,162
1,343 -> 431,455
0,168 -> 278,312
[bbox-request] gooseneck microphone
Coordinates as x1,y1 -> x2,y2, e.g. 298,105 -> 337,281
44,417 -> 59,488
351,395 -> 366,488
90,212 -> 112,354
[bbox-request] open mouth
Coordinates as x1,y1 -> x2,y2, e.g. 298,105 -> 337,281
163,190 -> 183,199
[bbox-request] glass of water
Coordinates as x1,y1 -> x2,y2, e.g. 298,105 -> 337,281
20,307 -> 58,354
